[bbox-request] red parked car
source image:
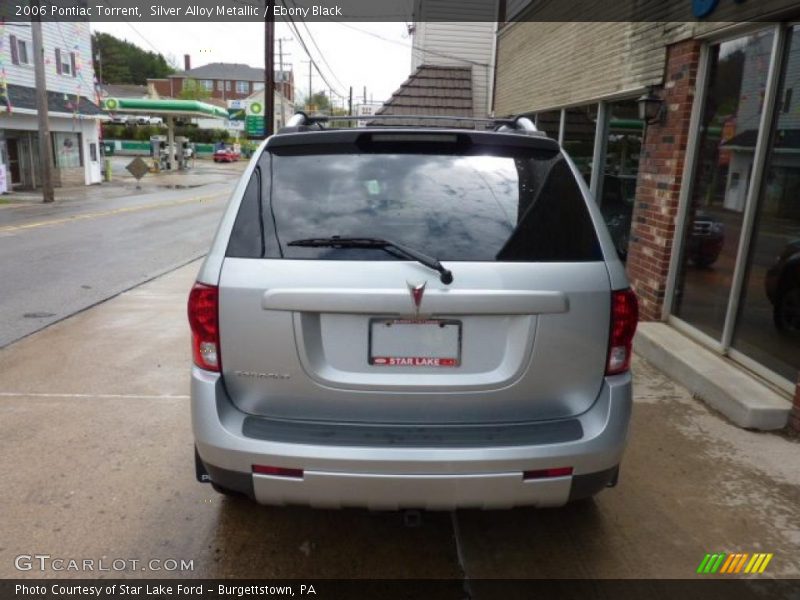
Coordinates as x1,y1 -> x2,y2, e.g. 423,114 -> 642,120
213,146 -> 240,163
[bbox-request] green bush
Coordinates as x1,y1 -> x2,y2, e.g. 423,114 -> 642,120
102,123 -> 229,144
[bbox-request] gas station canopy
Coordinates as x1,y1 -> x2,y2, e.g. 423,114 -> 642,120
102,97 -> 228,120
101,97 -> 229,171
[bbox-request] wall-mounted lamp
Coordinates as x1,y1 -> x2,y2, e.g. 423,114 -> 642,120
637,89 -> 665,125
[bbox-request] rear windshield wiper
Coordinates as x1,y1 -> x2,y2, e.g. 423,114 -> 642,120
287,236 -> 454,285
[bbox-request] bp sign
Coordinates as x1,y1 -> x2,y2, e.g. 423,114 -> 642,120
692,0 -> 746,18
245,116 -> 265,137
227,107 -> 246,121
245,100 -> 265,136
104,98 -> 119,111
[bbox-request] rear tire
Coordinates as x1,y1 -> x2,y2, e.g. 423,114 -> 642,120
691,254 -> 716,268
774,284 -> 800,333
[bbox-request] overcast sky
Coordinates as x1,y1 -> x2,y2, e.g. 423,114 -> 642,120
90,21 -> 412,106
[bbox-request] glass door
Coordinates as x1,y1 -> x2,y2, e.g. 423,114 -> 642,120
671,30 -> 776,342
731,25 -> 800,382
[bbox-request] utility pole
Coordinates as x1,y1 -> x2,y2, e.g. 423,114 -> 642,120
277,38 -> 286,127
308,60 -> 313,111
95,52 -> 103,85
363,86 -> 367,105
32,12 -> 55,203
264,0 -> 275,137
348,86 -> 353,116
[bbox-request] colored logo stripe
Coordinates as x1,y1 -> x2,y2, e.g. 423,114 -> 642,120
698,553 -> 773,574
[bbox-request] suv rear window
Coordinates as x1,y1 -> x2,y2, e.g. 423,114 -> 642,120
227,145 -> 602,262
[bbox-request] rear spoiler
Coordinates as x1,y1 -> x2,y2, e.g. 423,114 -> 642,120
279,112 -> 545,137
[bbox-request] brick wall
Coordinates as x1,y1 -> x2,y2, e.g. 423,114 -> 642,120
148,77 -> 294,102
626,39 -> 702,321
150,79 -> 175,98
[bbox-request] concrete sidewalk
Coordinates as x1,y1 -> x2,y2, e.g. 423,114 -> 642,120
0,157 -> 245,207
0,262 -> 798,580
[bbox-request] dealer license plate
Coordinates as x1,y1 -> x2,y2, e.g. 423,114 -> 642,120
369,319 -> 461,367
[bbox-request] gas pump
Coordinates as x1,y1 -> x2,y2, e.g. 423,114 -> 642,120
175,136 -> 190,170
150,135 -> 167,171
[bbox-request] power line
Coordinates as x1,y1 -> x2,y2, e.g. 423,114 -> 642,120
328,20 -> 490,68
280,0 -> 346,99
283,18 -> 344,98
294,17 -> 346,92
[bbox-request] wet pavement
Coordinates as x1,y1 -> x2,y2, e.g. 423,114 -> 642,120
0,262 -> 798,581
0,161 -> 245,348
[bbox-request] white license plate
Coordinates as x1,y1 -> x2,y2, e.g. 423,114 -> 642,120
369,319 -> 461,367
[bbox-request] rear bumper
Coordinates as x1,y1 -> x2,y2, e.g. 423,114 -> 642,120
192,368 -> 632,509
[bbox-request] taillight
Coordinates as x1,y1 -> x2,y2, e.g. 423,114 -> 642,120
523,467 -> 573,480
606,288 -> 638,376
252,465 -> 304,479
188,283 -> 220,372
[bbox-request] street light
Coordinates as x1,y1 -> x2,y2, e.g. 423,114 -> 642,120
638,88 -> 665,125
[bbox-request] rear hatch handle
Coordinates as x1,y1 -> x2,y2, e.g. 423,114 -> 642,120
287,236 -> 455,285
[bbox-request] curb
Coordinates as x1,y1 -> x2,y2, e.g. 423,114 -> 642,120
634,322 -> 791,430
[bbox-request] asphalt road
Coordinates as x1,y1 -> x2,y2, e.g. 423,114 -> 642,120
0,263 -> 798,593
0,174 -> 234,348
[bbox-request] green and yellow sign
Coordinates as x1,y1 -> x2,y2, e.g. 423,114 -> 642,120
697,552 -> 773,574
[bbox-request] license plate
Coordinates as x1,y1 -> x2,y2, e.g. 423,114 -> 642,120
369,319 -> 461,367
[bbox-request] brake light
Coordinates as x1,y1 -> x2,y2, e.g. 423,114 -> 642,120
252,465 -> 304,479
188,283 -> 220,372
606,289 -> 638,375
523,467 -> 573,480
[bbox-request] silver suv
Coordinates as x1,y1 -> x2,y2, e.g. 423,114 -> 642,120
189,113 -> 638,509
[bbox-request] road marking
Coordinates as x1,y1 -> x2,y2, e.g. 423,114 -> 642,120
0,392 -> 189,399
0,193 -> 224,234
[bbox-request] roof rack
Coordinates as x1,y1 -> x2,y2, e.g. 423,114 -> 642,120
279,112 -> 542,136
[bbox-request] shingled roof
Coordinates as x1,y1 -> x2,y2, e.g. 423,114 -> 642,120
98,84 -> 148,99
170,63 -> 293,84
172,62 -> 265,81
0,84 -> 103,116
373,65 -> 473,127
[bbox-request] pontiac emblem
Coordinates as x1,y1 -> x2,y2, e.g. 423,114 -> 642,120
407,281 -> 427,317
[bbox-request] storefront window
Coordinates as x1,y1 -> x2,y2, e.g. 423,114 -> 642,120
732,25 -> 800,381
562,104 -> 597,184
671,30 -> 775,341
599,100 -> 643,260
52,132 -> 82,168
534,110 -> 561,140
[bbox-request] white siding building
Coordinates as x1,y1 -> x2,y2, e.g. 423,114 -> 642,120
410,1 -> 498,117
0,21 -> 103,189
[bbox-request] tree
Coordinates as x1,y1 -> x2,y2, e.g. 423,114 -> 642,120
178,78 -> 211,101
303,91 -> 330,112
92,32 -> 174,85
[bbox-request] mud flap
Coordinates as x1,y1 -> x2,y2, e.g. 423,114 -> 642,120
195,447 -> 211,483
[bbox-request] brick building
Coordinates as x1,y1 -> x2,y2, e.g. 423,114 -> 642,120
148,56 -> 293,103
494,2 -> 800,429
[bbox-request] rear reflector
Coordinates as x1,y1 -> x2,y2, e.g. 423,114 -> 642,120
252,465 -> 304,479
606,288 -> 639,376
523,467 -> 574,480
188,283 -> 220,372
